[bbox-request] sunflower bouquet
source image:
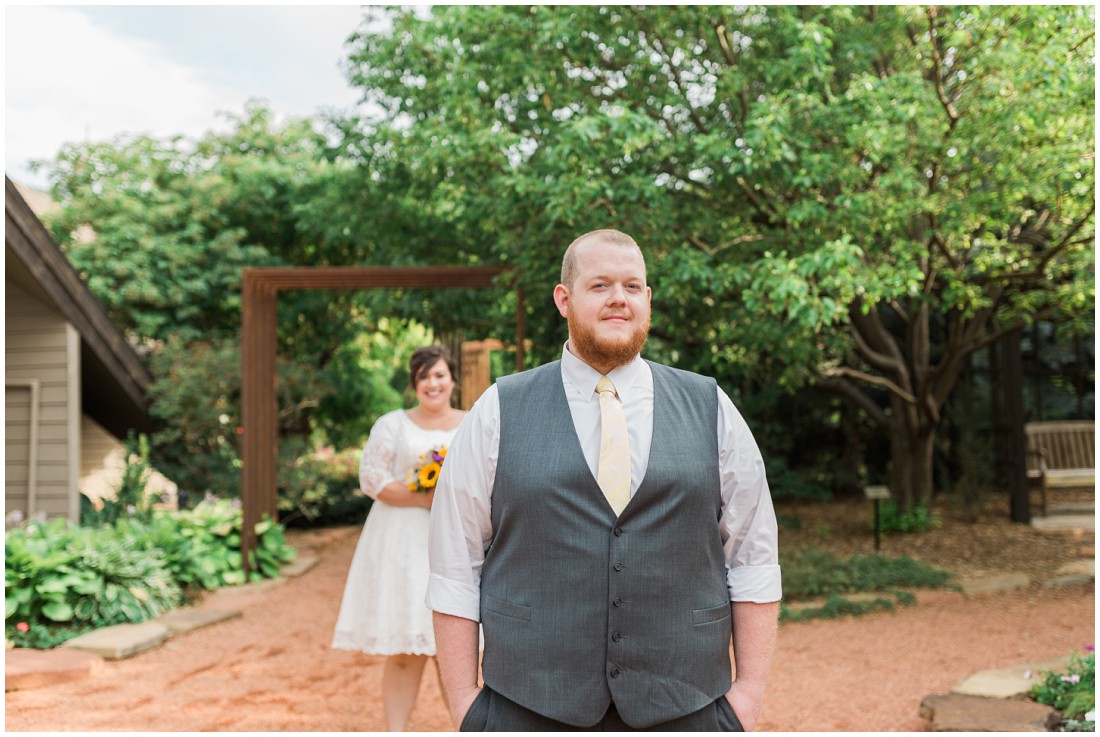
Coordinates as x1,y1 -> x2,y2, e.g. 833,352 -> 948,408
407,445 -> 448,494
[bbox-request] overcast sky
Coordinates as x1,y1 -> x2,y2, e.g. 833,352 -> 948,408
5,5 -> 375,190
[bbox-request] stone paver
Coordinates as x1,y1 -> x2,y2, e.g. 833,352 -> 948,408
951,656 -> 1069,699
1031,514 -> 1094,533
919,693 -> 1060,732
280,555 -> 318,577
212,577 -> 286,595
61,621 -> 168,660
957,572 -> 1030,596
1043,559 -> 1095,588
155,608 -> 241,635
5,648 -> 104,691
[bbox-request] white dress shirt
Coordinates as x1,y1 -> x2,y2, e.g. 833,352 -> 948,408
426,346 -> 783,622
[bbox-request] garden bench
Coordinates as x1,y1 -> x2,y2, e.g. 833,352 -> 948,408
1024,420 -> 1095,516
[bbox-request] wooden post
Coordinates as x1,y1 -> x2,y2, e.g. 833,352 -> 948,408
241,273 -> 277,575
460,339 -> 504,410
1002,328 -> 1030,524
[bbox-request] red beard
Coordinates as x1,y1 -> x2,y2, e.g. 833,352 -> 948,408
567,309 -> 650,372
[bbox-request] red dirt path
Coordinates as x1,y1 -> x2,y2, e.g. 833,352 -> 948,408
4,524 -> 1094,732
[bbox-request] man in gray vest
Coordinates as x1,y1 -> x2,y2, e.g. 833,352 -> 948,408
427,229 -> 781,731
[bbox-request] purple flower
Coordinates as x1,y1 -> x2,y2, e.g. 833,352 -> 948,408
1085,645 -> 1095,653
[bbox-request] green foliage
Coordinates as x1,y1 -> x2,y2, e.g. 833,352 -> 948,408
37,102 -> 417,512
146,337 -> 247,501
31,7 -> 1095,520
778,546 -> 950,622
872,501 -> 942,534
5,501 -> 296,649
5,518 -> 180,648
780,546 -> 952,600
781,594 -> 902,623
775,514 -> 803,531
340,4 -> 1094,511
82,432 -> 157,526
145,333 -> 400,504
5,518 -> 90,627
1030,650 -> 1095,725
765,456 -> 832,502
277,444 -> 371,527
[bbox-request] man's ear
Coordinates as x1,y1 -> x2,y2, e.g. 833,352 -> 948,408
552,284 -> 570,318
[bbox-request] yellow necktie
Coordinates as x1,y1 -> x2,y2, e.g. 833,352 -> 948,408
596,376 -> 631,515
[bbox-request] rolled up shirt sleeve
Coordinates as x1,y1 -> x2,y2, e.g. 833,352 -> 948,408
426,385 -> 499,621
717,387 -> 783,603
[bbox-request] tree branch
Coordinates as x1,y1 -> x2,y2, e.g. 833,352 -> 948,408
825,366 -> 918,405
815,376 -> 891,428
925,7 -> 961,130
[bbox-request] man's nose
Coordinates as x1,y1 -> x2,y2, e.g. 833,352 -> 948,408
606,284 -> 627,303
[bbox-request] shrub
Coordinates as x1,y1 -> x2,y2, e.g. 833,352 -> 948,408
778,546 -> 952,622
871,500 -> 942,534
82,432 -> 158,527
277,442 -> 369,527
1030,649 -> 1095,728
780,547 -> 953,600
5,519 -> 180,648
5,500 -> 296,649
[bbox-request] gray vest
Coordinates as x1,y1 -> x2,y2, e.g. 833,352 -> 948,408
481,360 -> 732,728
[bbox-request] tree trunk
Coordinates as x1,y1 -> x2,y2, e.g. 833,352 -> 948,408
888,409 -> 936,513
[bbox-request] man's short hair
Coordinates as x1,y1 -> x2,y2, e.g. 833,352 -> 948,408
560,229 -> 644,290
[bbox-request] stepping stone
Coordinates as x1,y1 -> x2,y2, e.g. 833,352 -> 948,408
280,555 -> 318,577
213,578 -> 286,595
5,648 -> 104,691
1031,514 -> 1094,533
952,656 -> 1069,699
1055,559 -> 1094,577
61,621 -> 168,660
155,608 -> 241,635
1044,559 -> 1095,588
957,572 -> 1030,595
920,693 -> 1060,731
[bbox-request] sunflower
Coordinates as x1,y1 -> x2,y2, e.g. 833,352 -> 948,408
418,461 -> 442,489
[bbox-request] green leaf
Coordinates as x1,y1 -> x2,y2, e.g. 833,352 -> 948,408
41,601 -> 75,622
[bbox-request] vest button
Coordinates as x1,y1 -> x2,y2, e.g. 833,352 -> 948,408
612,632 -> 621,642
613,598 -> 623,607
610,667 -> 621,678
613,562 -> 623,571
614,527 -> 623,536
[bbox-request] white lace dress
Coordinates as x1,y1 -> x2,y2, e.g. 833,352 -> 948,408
331,409 -> 457,655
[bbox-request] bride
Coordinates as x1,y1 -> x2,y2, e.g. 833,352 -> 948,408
331,344 -> 465,731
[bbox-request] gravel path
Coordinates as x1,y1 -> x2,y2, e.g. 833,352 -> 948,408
5,524 -> 1094,732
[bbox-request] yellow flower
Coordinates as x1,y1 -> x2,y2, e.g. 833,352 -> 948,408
437,447 -> 448,459
407,482 -> 418,492
418,461 -> 442,489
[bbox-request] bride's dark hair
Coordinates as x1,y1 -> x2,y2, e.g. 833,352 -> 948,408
408,344 -> 457,390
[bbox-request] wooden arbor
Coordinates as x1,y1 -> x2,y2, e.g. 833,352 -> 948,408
240,266 -> 523,571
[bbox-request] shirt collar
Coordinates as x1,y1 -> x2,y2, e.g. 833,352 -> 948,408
561,342 -> 644,401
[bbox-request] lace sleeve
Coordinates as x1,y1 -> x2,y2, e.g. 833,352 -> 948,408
359,414 -> 400,499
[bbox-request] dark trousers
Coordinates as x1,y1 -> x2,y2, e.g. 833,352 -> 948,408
460,686 -> 744,732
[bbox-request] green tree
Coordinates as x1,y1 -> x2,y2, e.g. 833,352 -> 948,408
36,101 -> 416,501
342,5 -> 1094,510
